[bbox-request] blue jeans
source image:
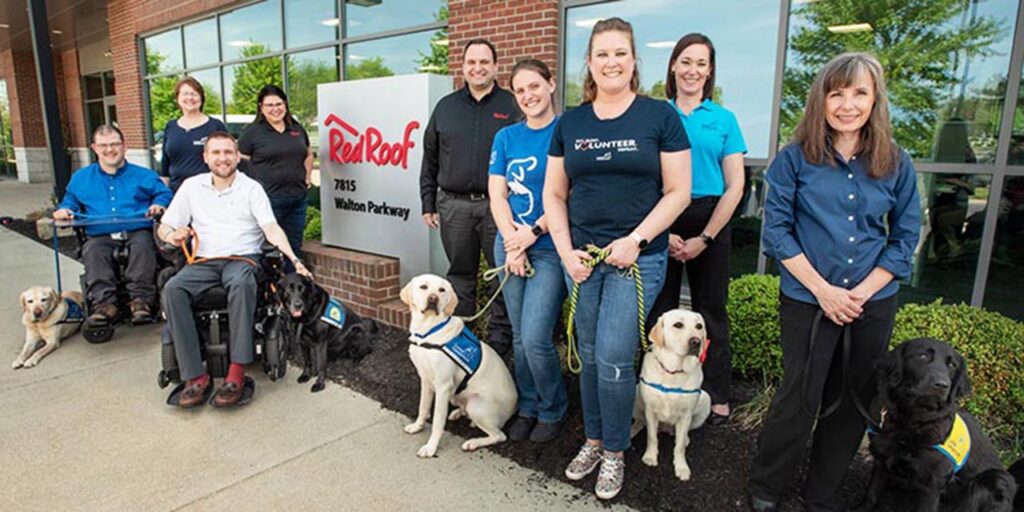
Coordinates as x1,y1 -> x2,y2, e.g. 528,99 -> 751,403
495,239 -> 569,422
270,194 -> 308,273
566,250 -> 667,452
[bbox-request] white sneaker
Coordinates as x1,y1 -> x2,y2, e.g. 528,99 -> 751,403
564,443 -> 602,481
595,451 -> 625,500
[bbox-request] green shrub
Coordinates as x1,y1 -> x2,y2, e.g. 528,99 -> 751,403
892,300 -> 1024,431
728,274 -> 783,382
304,206 -> 322,241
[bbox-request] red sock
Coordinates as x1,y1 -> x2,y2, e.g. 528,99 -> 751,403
226,363 -> 245,385
188,374 -> 209,388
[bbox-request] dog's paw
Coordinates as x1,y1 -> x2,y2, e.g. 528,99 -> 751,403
11,359 -> 24,369
461,439 -> 485,452
447,408 -> 465,421
404,422 -> 425,434
674,462 -> 691,481
416,443 -> 437,458
642,450 -> 658,466
297,373 -> 311,384
22,359 -> 38,369
311,382 -> 325,393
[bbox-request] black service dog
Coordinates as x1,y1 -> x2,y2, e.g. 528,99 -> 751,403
854,338 -> 1017,512
277,273 -> 375,392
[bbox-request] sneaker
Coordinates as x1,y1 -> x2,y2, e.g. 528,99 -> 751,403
507,416 -> 537,441
529,419 -> 563,443
565,443 -> 603,481
595,452 -> 625,500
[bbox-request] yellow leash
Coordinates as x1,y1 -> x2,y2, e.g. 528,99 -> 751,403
461,260 -> 535,324
564,245 -> 647,374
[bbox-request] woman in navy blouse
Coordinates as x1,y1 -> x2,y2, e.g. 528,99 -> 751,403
748,53 -> 920,512
159,77 -> 227,192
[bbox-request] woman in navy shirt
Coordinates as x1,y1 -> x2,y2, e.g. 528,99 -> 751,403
748,53 -> 920,512
159,77 -> 227,192
648,33 -> 747,425
544,17 -> 691,500
488,59 -> 567,444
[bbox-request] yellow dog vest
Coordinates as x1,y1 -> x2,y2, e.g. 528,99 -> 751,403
933,413 -> 971,473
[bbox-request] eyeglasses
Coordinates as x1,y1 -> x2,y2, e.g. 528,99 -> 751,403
178,91 -> 201,98
94,142 -> 124,150
262,102 -> 285,109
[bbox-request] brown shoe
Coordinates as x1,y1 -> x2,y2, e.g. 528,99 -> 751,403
88,303 -> 118,323
129,299 -> 152,323
213,381 -> 245,407
178,378 -> 211,408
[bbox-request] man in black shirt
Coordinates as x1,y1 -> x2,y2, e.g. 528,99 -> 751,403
420,38 -> 520,354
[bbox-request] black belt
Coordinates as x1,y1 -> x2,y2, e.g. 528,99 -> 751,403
691,196 -> 720,205
442,189 -> 488,201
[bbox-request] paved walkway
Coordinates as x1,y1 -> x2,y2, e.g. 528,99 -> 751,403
0,223 -> 630,511
0,178 -> 54,218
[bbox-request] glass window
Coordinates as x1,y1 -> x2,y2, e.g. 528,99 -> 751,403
84,74 -> 104,99
224,56 -> 282,136
103,71 -> 115,96
1010,67 -> 1024,165
562,0 -> 780,159
983,176 -> 1024,317
731,166 -> 768,278
287,47 -> 339,145
783,0 -> 1020,164
345,30 -> 448,80
144,28 -> 184,75
184,18 -> 219,68
190,68 -> 224,120
285,0 -> 337,48
148,76 -> 181,143
345,0 -> 447,38
901,173 -> 992,306
220,0 -> 282,62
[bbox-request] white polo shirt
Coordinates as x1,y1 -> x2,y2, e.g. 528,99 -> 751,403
162,170 -> 277,258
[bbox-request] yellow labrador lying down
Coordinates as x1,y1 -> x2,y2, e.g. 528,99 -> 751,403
14,286 -> 84,369
401,274 -> 517,458
631,308 -> 712,481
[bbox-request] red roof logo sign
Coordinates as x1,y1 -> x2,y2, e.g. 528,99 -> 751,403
324,113 -> 421,170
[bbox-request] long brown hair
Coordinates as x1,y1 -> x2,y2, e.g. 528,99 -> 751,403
581,17 -> 640,103
792,52 -> 897,179
665,33 -> 715,101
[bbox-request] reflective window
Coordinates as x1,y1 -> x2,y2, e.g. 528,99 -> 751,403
784,0 -> 1020,164
562,0 -> 780,159
224,57 -> 282,135
1011,66 -> 1024,165
345,0 -> 447,37
345,30 -> 445,80
984,176 -> 1024,317
103,71 -> 116,95
148,76 -> 181,142
144,28 -> 184,74
732,166 -> 768,278
287,47 -> 339,144
901,173 -> 992,306
190,68 -> 224,120
85,75 -> 104,99
184,18 -> 219,68
285,0 -> 337,48
220,0 -> 282,61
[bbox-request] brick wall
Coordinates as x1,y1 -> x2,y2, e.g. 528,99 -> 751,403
448,0 -> 560,90
302,241 -> 409,328
1,49 -> 48,148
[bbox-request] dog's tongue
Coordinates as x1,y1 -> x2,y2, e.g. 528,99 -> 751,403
290,309 -> 302,318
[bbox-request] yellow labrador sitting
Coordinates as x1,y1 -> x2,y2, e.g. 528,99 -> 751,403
400,274 -> 517,458
632,308 -> 712,481
14,286 -> 84,369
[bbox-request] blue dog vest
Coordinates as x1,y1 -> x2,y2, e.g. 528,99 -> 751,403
411,317 -> 482,394
319,297 -> 347,329
62,297 -> 84,323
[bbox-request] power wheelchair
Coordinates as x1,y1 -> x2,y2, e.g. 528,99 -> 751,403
156,241 -> 292,403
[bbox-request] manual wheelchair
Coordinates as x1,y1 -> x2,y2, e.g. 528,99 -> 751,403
156,242 -> 292,399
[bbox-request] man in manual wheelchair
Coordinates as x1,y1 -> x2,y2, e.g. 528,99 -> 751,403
156,131 -> 310,408
53,124 -> 173,343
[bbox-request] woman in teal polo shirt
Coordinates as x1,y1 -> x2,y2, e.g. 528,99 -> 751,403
648,33 -> 746,425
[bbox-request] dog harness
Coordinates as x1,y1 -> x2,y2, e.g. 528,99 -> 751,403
60,297 -> 85,324
319,297 -> 347,329
867,413 -> 971,474
411,317 -> 483,394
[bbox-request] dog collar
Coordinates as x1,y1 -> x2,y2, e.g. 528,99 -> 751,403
639,377 -> 701,395
656,356 -> 687,375
411,316 -> 453,339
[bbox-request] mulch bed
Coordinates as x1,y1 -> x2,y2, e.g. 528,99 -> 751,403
4,218 -> 872,511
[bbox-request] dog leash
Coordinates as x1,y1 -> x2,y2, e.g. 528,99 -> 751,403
179,227 -> 259,268
460,260 -> 535,324
564,244 -> 647,375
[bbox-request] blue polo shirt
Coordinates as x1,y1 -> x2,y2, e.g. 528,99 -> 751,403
58,162 -> 172,236
488,117 -> 558,251
761,143 -> 921,304
668,99 -> 746,198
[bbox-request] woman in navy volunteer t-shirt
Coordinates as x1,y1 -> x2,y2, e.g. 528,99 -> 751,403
488,59 -> 568,445
159,77 -> 227,193
543,17 -> 691,501
647,34 -> 747,425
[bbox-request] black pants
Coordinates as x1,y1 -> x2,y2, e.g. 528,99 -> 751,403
749,293 -> 897,511
82,229 -> 158,307
647,197 -> 732,404
436,190 -> 510,346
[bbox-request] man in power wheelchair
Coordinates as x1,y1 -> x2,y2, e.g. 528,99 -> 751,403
156,132 -> 310,408
52,124 -> 173,343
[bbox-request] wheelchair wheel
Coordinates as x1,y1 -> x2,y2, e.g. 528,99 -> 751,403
83,324 -> 115,344
262,314 -> 289,382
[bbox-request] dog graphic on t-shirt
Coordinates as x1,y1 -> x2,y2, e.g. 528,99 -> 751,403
506,156 -> 538,225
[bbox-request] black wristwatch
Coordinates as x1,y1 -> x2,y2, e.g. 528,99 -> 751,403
630,231 -> 649,250
530,224 -> 544,237
700,232 -> 715,246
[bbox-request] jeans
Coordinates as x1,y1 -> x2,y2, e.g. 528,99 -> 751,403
270,194 -> 308,273
495,239 -> 568,422
566,250 -> 667,452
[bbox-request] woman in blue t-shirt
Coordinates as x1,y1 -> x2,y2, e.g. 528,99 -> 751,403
544,17 -> 692,501
159,77 -> 227,193
488,59 -> 567,445
648,33 -> 747,426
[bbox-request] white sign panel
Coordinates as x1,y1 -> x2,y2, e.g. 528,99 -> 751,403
317,74 -> 452,283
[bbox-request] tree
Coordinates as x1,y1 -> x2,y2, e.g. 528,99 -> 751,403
417,6 -> 449,75
228,43 -> 282,115
782,0 -> 1005,159
145,49 -> 223,140
288,58 -> 337,129
345,57 -> 395,81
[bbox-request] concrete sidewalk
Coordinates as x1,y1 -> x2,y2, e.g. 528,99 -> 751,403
0,225 -> 630,512
0,178 -> 53,218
